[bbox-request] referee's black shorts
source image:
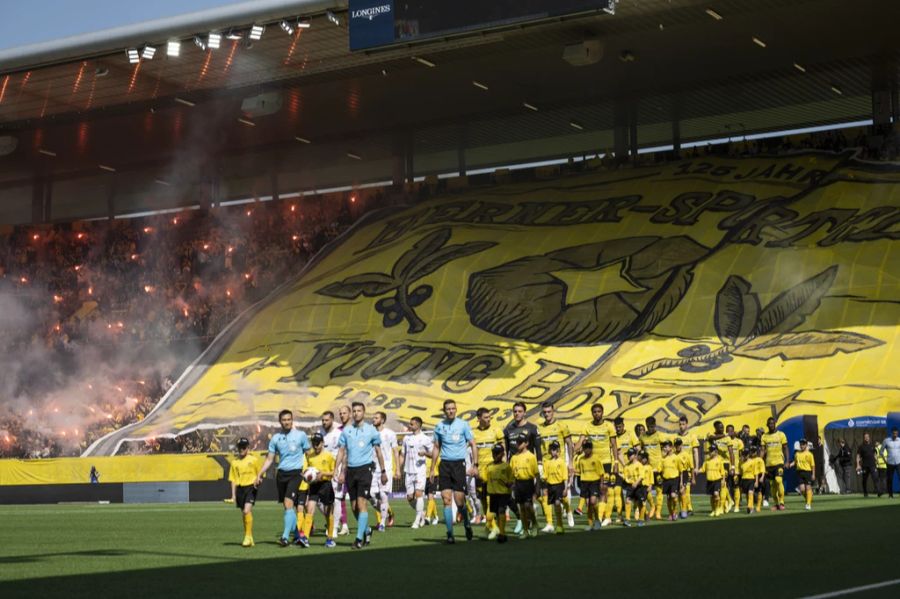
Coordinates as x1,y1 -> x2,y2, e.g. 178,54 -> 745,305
439,460 -> 467,493
276,469 -> 303,504
347,464 -> 374,502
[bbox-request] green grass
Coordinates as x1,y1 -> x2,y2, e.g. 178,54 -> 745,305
0,494 -> 897,598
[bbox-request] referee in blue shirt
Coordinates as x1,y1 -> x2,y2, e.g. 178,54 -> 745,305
256,409 -> 311,546
336,402 -> 388,549
430,399 -> 478,544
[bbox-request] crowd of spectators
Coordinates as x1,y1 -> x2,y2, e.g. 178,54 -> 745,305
0,192 -> 358,458
1,126 -> 898,459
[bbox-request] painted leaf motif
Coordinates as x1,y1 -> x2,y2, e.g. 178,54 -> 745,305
408,241 -> 497,282
733,330 -> 883,360
391,228 -> 453,280
752,266 -> 837,336
317,273 -> 397,299
714,275 -> 760,347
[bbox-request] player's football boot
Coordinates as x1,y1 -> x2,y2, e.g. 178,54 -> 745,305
513,520 -> 523,535
540,524 -> 555,534
554,525 -> 564,535
278,537 -> 290,547
295,533 -> 310,548
351,539 -> 363,550
445,534 -> 456,544
487,528 -> 499,541
325,539 -> 336,548
242,536 -> 254,547
377,523 -> 386,532
339,523 -> 350,536
497,534 -> 508,544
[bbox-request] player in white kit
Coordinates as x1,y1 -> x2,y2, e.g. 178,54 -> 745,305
400,416 -> 433,528
372,411 -> 399,531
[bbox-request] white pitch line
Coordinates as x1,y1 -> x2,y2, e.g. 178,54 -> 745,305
799,579 -> 900,599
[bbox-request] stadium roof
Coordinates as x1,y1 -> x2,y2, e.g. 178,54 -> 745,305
0,0 -> 897,221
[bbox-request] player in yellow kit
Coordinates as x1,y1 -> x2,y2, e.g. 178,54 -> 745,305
674,415 -> 699,516
622,449 -> 644,527
707,420 -> 736,511
674,439 -> 695,519
578,403 -> 619,528
698,442 -> 726,516
473,407 -> 505,537
761,418 -> 789,510
228,437 -> 261,547
484,444 -> 514,543
790,438 -> 816,510
299,434 -> 337,547
726,424 -> 745,512
613,417 -> 638,522
510,434 -> 539,538
736,447 -> 766,514
541,440 -> 568,534
576,439 -> 605,531
640,416 -> 668,520
660,440 -> 683,521
538,402 -> 575,532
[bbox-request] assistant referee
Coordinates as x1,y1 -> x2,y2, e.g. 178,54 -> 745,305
430,399 -> 478,544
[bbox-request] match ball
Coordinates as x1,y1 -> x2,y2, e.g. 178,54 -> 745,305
302,467 -> 319,482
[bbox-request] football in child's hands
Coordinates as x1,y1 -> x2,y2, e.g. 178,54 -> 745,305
303,467 -> 319,482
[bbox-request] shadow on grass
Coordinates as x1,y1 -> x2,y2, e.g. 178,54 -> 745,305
0,505 -> 896,599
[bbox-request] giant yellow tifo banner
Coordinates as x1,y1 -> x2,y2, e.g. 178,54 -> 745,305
87,152 -> 900,454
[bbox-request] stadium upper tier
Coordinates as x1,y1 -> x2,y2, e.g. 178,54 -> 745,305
75,136 -> 899,456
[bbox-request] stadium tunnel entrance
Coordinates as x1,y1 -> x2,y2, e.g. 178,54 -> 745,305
823,416 -> 894,494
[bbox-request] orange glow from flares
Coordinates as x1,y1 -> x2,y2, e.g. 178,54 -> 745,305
127,61 -> 142,94
72,62 -> 86,94
284,29 -> 303,65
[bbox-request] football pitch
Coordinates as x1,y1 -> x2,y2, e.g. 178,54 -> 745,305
0,495 -> 896,598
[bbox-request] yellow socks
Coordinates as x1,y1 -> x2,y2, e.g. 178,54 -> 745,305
614,488 -> 623,516
540,497 -> 553,527
775,477 -> 785,504
756,491 -> 763,511
655,486 -> 664,517
710,496 -> 718,515
578,497 -> 586,513
562,496 -> 571,516
426,497 -> 436,519
326,513 -> 334,538
553,504 -> 563,530
301,512 -> 313,537
805,488 -> 812,506
625,502 -> 633,520
734,490 -> 742,510
242,512 -> 253,536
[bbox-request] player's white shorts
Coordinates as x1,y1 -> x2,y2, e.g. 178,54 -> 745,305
332,478 -> 346,500
371,469 -> 392,496
405,470 -> 427,494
